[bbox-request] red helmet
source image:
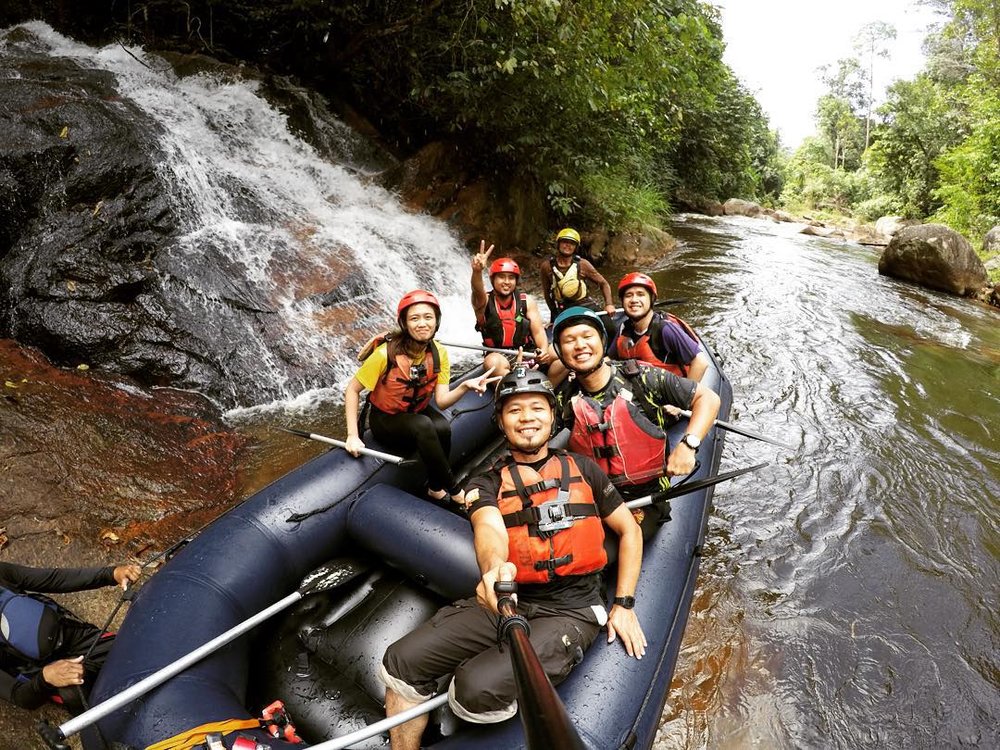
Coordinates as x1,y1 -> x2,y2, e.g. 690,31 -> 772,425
397,289 -> 441,331
489,258 -> 520,278
617,272 -> 657,301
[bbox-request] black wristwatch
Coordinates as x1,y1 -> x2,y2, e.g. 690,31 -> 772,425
613,595 -> 635,609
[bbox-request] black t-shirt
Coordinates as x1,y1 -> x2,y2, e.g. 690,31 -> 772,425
466,451 -> 624,609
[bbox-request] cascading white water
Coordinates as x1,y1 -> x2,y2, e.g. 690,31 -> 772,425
16,21 -> 479,408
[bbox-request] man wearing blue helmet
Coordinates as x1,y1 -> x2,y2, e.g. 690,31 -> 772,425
550,306 -> 721,530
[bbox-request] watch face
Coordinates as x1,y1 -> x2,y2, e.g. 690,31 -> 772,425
683,434 -> 701,449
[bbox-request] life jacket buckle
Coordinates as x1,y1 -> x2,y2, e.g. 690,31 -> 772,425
535,492 -> 575,534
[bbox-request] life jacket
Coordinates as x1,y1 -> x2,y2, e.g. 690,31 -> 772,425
367,341 -> 442,414
550,256 -> 588,304
0,586 -> 62,662
498,451 -> 607,584
477,291 -> 532,349
614,313 -> 700,377
566,361 -> 668,486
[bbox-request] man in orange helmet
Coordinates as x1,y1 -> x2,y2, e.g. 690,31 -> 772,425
471,241 -> 564,382
539,228 -> 616,318
612,273 -> 709,382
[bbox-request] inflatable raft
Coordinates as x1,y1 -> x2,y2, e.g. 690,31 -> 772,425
86,340 -> 733,750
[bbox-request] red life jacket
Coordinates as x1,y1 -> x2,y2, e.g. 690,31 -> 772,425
498,452 -> 607,584
367,342 -> 442,414
614,313 -> 700,377
567,363 -> 668,486
476,291 -> 532,349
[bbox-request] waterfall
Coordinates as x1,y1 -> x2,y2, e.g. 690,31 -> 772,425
8,22 -> 478,408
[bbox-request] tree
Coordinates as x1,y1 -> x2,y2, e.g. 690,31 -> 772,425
853,21 -> 897,150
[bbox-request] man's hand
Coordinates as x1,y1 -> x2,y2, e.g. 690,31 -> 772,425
476,561 -> 517,614
666,442 -> 697,476
604,303 -> 618,316
472,240 -> 495,272
113,564 -> 142,590
607,606 -> 646,659
42,657 -> 85,688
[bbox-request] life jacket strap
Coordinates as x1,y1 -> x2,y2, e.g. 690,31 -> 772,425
534,554 -> 573,572
593,445 -> 620,459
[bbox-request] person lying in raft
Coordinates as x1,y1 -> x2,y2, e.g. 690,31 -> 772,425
0,560 -> 141,713
611,272 -> 710,381
551,306 -> 721,535
344,289 -> 501,505
379,367 -> 646,749
469,240 -> 565,383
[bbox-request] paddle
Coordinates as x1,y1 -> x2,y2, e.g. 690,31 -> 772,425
494,581 -> 587,750
38,560 -> 368,748
281,427 -> 418,466
437,339 -> 543,358
663,405 -> 796,450
625,462 -> 769,510
308,694 -> 450,750
596,297 -> 689,316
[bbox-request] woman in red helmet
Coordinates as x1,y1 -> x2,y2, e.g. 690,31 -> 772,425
344,290 -> 500,504
612,273 -> 709,382
469,241 -> 563,381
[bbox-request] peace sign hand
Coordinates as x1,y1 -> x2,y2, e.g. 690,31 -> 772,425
472,240 -> 495,272
466,365 -> 502,395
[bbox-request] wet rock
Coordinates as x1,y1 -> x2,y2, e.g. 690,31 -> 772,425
878,224 -> 988,297
673,191 -> 725,216
387,140 -> 548,253
983,225 -> 1000,254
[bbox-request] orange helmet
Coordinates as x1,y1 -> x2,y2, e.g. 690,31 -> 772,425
396,289 -> 441,332
489,258 -> 520,278
617,272 -> 657,301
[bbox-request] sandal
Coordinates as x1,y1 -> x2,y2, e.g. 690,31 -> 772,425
449,489 -> 466,505
426,487 -> 449,501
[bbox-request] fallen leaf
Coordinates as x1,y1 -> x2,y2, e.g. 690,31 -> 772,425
59,125 -> 69,138
67,280 -> 77,292
59,532 -> 71,545
92,200 -> 103,217
77,363 -> 90,371
4,381 -> 19,388
100,530 -> 121,545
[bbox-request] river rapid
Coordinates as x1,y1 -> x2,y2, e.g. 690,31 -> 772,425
645,215 -> 999,749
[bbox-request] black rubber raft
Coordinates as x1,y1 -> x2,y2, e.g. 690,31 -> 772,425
89,343 -> 733,750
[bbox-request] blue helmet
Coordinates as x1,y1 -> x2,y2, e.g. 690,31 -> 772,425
551,306 -> 606,359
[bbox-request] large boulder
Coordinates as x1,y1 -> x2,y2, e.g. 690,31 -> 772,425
875,216 -> 919,238
722,198 -> 764,218
878,224 -> 988,296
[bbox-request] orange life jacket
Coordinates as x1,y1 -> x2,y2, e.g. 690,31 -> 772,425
614,313 -> 699,377
367,342 -> 441,414
567,363 -> 668,486
477,291 -> 532,349
498,452 -> 607,584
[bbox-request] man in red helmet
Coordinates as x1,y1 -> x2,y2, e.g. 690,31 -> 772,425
470,241 -> 563,381
612,273 -> 709,382
539,228 -> 616,318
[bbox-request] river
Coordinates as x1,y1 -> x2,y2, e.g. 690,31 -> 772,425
643,215 -> 999,749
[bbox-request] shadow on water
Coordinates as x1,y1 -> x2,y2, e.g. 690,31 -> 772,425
652,215 -> 1000,749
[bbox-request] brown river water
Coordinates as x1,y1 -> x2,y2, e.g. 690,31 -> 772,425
2,214 -> 997,748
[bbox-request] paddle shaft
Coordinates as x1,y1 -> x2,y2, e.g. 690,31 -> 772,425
57,589 -> 304,740
667,408 -> 795,450
309,693 -> 449,750
497,597 -> 587,750
625,462 -> 769,509
438,339 -> 541,358
596,297 -> 688,316
282,428 -> 410,464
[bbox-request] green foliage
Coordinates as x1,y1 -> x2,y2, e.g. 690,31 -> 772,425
16,0 -> 779,232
